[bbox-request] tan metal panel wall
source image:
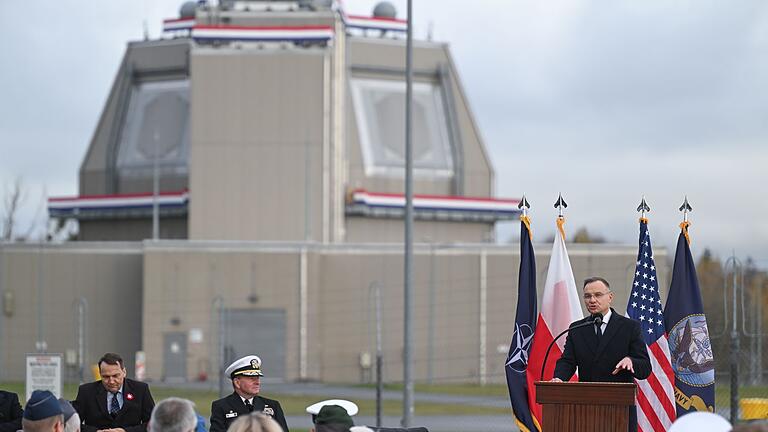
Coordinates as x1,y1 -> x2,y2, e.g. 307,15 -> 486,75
0,244 -> 143,381
0,241 -> 665,383
189,49 -> 326,241
344,218 -> 492,243
78,218 -> 187,241
141,246 -> 302,382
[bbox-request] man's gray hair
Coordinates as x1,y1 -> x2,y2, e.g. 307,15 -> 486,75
63,412 -> 81,432
149,398 -> 197,432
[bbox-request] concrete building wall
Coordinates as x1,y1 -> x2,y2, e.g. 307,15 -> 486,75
344,218 -> 492,244
78,218 -> 187,241
0,243 -> 143,381
141,243 -> 304,381
136,241 -> 667,384
188,49 -> 327,242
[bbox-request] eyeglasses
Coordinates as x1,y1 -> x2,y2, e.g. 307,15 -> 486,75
583,291 -> 610,300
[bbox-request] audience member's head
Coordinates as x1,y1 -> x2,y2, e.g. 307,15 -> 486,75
58,399 -> 80,432
669,412 -> 731,432
314,405 -> 353,432
731,421 -> 768,432
22,391 -> 63,432
149,398 -> 197,432
227,413 -> 283,432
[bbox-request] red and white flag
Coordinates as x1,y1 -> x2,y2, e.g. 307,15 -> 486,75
525,218 -> 583,426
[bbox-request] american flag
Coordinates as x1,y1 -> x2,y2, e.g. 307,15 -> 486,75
626,219 -> 677,431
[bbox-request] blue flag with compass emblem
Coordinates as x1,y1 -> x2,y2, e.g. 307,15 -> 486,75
505,216 -> 539,432
663,223 -> 715,416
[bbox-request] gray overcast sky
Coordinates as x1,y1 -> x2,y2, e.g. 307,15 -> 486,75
1,1 -> 767,266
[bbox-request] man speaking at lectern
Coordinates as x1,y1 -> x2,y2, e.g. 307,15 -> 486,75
551,277 -> 651,432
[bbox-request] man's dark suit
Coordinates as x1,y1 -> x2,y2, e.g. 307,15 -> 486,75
72,378 -> 155,432
0,391 -> 22,432
210,393 -> 288,432
554,309 -> 651,432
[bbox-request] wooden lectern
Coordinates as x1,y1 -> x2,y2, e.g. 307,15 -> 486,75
535,381 -> 636,432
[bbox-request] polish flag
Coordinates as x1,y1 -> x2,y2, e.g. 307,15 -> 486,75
525,217 -> 584,426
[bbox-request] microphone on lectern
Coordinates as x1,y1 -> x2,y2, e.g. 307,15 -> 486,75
539,313 -> 603,381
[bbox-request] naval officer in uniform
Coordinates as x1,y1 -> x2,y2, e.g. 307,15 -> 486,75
210,356 -> 288,432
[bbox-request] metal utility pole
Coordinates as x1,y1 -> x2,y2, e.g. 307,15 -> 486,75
373,282 -> 383,428
75,298 -> 88,383
152,132 -> 160,240
725,254 -> 741,424
402,0 -> 415,427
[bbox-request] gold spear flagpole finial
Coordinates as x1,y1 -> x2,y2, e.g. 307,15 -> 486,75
678,195 -> 693,244
637,195 -> 651,222
518,194 -> 530,217
679,195 -> 692,222
518,194 -> 532,238
554,193 -> 567,218
554,193 -> 567,240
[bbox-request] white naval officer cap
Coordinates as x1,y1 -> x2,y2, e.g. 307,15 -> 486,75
305,399 -> 359,416
225,355 -> 264,379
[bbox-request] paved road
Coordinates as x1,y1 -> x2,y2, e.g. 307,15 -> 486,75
154,381 -> 520,432
286,415 -> 517,432
267,382 -> 512,409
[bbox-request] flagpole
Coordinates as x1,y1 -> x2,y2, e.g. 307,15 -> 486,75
402,0 -> 415,427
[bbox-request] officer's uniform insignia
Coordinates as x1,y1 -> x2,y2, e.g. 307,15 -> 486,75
225,411 -> 238,419
263,407 -> 274,416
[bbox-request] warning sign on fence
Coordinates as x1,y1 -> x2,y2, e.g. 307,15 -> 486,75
25,354 -> 63,401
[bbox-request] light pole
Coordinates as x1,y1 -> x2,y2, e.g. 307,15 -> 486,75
152,131 -> 160,240
402,0 -> 415,426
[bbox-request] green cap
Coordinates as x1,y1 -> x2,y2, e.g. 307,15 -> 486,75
315,405 -> 354,428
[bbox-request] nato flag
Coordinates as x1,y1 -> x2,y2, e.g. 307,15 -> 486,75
663,224 -> 716,416
505,217 -> 539,432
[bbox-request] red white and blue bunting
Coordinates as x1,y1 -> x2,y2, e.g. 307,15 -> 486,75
342,14 -> 407,33
48,191 -> 189,219
346,189 -> 520,222
163,17 -> 196,32
191,25 -> 334,43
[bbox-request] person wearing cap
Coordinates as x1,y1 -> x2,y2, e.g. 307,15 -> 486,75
0,389 -> 23,432
73,353 -> 155,432
305,400 -> 372,432
210,356 -> 288,432
58,399 -> 80,432
22,390 -> 63,432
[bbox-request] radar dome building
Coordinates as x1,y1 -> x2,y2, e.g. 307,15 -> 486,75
0,1 -> 658,384
51,0 -> 517,243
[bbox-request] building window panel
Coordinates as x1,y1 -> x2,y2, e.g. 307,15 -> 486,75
351,78 -> 454,178
117,80 -> 190,177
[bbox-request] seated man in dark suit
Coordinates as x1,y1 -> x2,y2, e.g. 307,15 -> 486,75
73,353 -> 155,432
551,277 -> 651,432
0,389 -> 23,432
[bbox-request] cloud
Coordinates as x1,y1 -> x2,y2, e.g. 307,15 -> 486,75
1,0 -> 766,265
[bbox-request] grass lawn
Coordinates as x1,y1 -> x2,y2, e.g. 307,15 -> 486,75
355,382 -> 510,398
0,382 -> 510,418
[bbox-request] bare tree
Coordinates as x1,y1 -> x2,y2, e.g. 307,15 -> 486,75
1,177 -> 26,241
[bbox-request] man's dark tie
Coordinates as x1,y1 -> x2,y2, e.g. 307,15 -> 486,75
244,399 -> 254,413
595,323 -> 603,342
110,393 -> 120,416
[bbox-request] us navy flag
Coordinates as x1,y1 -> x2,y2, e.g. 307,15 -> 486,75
505,216 -> 539,432
663,222 -> 716,416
